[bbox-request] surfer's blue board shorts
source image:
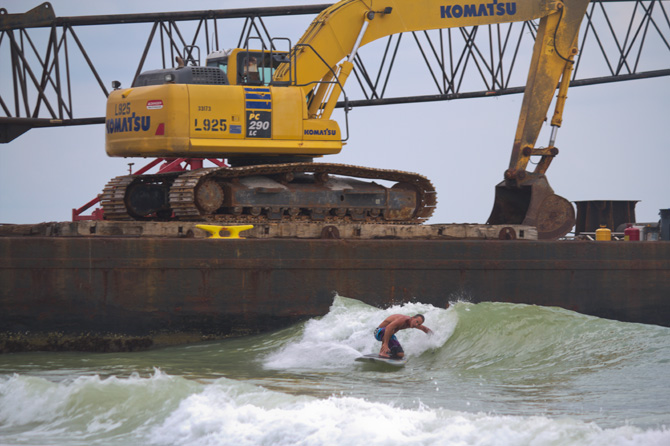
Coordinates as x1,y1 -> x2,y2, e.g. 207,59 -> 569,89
374,327 -> 404,358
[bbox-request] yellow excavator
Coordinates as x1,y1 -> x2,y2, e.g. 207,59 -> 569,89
104,0 -> 590,239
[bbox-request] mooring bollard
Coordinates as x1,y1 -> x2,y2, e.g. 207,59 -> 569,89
196,224 -> 254,239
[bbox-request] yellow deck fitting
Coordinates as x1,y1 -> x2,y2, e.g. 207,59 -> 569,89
196,224 -> 254,239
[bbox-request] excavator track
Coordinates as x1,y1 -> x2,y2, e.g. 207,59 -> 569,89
103,163 -> 437,224
100,175 -> 136,220
101,172 -> 182,221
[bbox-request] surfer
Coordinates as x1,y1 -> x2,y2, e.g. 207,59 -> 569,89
375,314 -> 432,359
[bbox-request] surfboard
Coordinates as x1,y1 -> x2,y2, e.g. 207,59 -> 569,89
355,353 -> 408,367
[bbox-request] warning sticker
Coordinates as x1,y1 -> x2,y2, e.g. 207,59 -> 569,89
147,100 -> 163,110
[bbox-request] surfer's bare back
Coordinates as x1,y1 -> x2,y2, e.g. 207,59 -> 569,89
374,314 -> 432,359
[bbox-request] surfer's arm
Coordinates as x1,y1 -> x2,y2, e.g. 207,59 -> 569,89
418,325 -> 432,334
380,320 -> 402,356
383,319 -> 405,341
381,329 -> 394,351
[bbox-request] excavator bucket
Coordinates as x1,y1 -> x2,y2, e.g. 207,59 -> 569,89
487,175 -> 575,240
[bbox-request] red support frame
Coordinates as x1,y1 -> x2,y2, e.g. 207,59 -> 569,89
72,158 -> 227,221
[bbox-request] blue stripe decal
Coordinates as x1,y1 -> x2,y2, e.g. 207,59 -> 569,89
245,93 -> 271,100
244,87 -> 270,93
246,101 -> 272,110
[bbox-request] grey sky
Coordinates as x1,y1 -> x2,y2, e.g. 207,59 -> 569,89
1,0 -> 668,226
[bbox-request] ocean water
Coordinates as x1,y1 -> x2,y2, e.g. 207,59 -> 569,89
1,295 -> 669,446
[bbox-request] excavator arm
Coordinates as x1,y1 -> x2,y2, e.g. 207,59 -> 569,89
275,0 -> 591,238
488,0 -> 590,239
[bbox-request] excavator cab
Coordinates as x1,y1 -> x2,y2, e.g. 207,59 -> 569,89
206,48 -> 289,86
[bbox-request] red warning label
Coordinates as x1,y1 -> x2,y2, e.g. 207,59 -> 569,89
147,100 -> 163,110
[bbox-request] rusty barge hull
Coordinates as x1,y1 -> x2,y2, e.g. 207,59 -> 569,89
1,236 -> 669,352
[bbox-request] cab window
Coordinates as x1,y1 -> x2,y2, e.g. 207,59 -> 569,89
237,52 -> 283,86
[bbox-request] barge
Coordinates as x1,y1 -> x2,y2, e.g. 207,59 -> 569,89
1,221 -> 669,353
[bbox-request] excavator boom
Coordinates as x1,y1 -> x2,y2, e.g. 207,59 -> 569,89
488,0 -> 591,238
275,0 -> 562,89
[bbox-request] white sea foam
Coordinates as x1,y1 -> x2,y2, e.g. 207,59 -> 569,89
2,360 -> 669,446
0,369 -> 197,445
263,295 -> 456,370
148,379 -> 670,446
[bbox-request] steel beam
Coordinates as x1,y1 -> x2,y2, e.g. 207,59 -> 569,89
1,1 -> 669,142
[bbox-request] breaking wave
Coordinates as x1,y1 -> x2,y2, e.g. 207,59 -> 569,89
2,296 -> 669,445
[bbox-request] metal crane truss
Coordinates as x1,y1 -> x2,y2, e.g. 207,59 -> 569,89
0,0 -> 669,144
